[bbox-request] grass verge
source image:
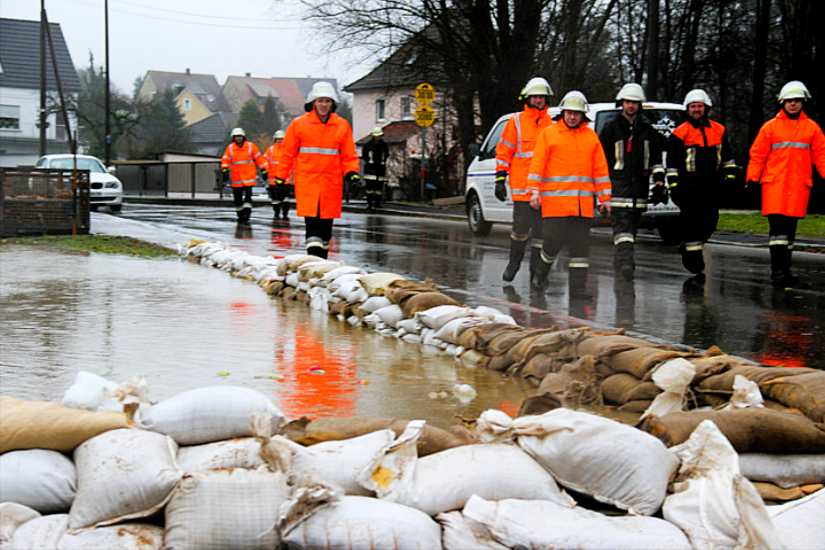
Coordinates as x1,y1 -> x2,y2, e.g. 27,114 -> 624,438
0,235 -> 176,258
718,212 -> 824,238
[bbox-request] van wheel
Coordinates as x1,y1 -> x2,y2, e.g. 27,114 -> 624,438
467,192 -> 492,236
657,221 -> 683,245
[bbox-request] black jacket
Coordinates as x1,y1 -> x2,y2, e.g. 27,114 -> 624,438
599,113 -> 665,208
361,138 -> 389,176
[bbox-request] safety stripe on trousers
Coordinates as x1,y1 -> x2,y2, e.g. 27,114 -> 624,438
540,250 -> 557,265
614,233 -> 634,245
769,235 -> 789,246
569,257 -> 589,268
685,241 -> 704,252
510,232 -> 530,241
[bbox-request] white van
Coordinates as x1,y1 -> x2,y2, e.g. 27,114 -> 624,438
465,102 -> 686,243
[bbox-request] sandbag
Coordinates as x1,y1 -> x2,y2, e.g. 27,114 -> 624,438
61,522 -> 164,549
358,272 -> 406,296
384,279 -> 439,306
164,467 -> 288,550
358,295 -> 392,313
639,408 -> 825,453
758,371 -> 825,423
571,333 -> 658,360
603,347 -> 689,380
640,358 -> 696,419
534,356 -> 601,408
467,323 -> 528,356
433,316 -> 485,345
601,373 -> 660,405
6,514 -> 67,549
0,503 -> 40,545
462,496 -> 693,550
68,429 -> 182,531
752,481 -> 814,502
135,386 -> 284,445
175,438 -> 265,474
415,305 -> 474,330
0,396 -> 131,454
401,292 -> 460,318
437,510 -> 509,550
739,453 -> 825,489
768,488 -> 825,550
372,304 -> 405,328
0,449 -> 76,514
516,328 -> 592,367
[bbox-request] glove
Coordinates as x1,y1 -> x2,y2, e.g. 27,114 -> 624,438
667,176 -> 682,206
221,169 -> 229,183
273,177 -> 285,185
494,171 -> 508,202
744,180 -> 758,190
260,169 -> 268,182
345,172 -> 361,197
649,183 -> 668,205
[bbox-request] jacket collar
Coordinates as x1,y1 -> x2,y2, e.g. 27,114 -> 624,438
777,109 -> 809,122
523,104 -> 549,120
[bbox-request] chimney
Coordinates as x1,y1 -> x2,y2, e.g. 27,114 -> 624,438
245,72 -> 251,77
186,68 -> 190,75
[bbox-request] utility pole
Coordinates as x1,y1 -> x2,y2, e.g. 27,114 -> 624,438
104,0 -> 111,165
39,0 -> 47,156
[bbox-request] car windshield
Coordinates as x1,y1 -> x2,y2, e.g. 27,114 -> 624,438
49,157 -> 107,173
595,109 -> 685,139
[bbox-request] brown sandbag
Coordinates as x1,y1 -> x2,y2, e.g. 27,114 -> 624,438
534,356 -> 601,409
638,408 -> 825,453
696,364 -> 817,390
759,371 -> 825,423
517,329 -> 592,368
752,482 -> 809,502
601,373 -> 660,405
466,323 -> 526,356
401,292 -> 460,318
570,333 -> 661,361
689,348 -> 761,382
482,327 -> 558,357
602,347 -> 692,381
282,287 -> 298,300
518,354 -> 562,384
459,349 -> 491,369
488,333 -> 555,373
518,393 -> 563,417
385,279 -> 438,306
456,325 -> 486,351
300,417 -> 477,456
618,399 -> 654,413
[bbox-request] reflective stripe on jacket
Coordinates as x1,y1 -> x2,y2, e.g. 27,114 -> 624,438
598,113 -> 664,208
747,109 -> 825,218
495,105 -> 553,201
527,121 -> 611,218
274,110 -> 359,219
666,119 -> 734,180
221,141 -> 266,187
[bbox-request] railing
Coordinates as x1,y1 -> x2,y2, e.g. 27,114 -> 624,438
112,161 -> 223,198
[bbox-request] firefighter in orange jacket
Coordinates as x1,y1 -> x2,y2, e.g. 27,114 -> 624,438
221,127 -> 267,224
265,129 -> 291,219
747,81 -> 825,288
666,89 -> 736,276
527,91 -> 612,296
273,81 -> 360,258
495,77 -> 554,284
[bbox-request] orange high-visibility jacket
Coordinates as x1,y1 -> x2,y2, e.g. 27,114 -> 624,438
666,119 -> 733,179
221,140 -> 266,187
527,121 -> 611,218
274,110 -> 359,219
495,105 -> 553,201
747,109 -> 825,218
265,143 -> 292,185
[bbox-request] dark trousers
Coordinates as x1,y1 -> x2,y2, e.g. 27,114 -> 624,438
768,214 -> 799,276
677,194 -> 719,274
540,216 -> 592,267
304,216 -> 334,258
612,208 -> 643,270
232,186 -> 253,219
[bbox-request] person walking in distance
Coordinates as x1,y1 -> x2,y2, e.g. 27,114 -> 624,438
362,127 -> 389,210
666,89 -> 737,277
747,80 -> 825,288
221,127 -> 268,224
265,130 -> 291,219
496,77 -> 554,284
273,81 -> 360,259
528,90 -> 612,298
599,83 -> 666,281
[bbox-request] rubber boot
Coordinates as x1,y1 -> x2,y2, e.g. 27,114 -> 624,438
529,246 -> 542,283
281,201 -> 290,219
770,244 -> 798,287
502,239 -> 527,282
679,242 -> 705,274
530,253 -> 553,292
614,242 -> 635,281
568,267 -> 593,300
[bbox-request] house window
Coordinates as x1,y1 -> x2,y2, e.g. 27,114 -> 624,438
0,105 -> 20,130
376,98 -> 386,122
402,96 -> 413,120
183,98 -> 191,111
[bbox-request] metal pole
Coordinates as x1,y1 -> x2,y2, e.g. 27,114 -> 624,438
420,126 -> 426,200
39,0 -> 47,156
104,0 -> 111,165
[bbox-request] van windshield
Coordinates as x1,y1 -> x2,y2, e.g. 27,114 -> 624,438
595,109 -> 685,139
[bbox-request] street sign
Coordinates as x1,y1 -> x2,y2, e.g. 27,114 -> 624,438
415,83 -> 435,105
414,105 -> 435,127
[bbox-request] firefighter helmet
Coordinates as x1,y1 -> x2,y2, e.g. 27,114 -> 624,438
521,77 -> 553,99
777,81 -> 811,102
371,127 -> 384,137
273,130 -> 285,140
230,127 -> 246,138
304,81 -> 339,112
616,83 -> 646,103
559,90 -> 588,112
683,89 -> 713,109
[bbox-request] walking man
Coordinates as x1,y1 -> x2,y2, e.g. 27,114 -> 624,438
265,130 -> 291,219
496,77 -> 554,283
747,80 -> 825,288
599,83 -> 665,281
362,127 -> 389,210
273,82 -> 360,258
221,127 -> 267,224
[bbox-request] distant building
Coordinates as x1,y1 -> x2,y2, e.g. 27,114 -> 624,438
136,69 -> 229,127
221,74 -> 338,124
0,18 -> 81,167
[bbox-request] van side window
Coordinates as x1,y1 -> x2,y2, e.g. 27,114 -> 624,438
480,119 -> 508,159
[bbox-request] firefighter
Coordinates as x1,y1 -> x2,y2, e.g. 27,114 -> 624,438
265,129 -> 291,219
495,77 -> 554,283
527,90 -> 612,297
221,127 -> 267,224
273,81 -> 360,258
599,83 -> 665,281
747,80 -> 825,288
666,89 -> 736,276
362,127 -> 389,210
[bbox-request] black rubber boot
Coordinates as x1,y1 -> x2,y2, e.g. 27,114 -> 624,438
530,255 -> 553,291
614,242 -> 635,281
569,267 -> 593,300
502,239 -> 527,282
281,202 -> 290,219
679,242 -> 705,274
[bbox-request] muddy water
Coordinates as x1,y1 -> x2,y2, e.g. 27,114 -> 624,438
0,246 -> 533,429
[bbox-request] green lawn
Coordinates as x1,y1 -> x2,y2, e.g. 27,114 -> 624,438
0,235 -> 176,258
717,212 -> 824,238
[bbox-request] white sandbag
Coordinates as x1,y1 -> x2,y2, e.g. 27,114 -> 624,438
281,495 -> 442,549
471,306 -> 516,325
309,290 -> 330,312
321,265 -> 365,283
641,358 -> 696,419
0,503 -> 40,545
402,333 -> 423,344
421,328 -> 442,347
395,318 -> 423,334
175,438 -> 264,474
739,453 -> 825,489
164,467 -> 288,550
7,514 -> 67,549
0,449 -> 76,514
433,316 -> 485,344
58,523 -> 164,549
357,272 -> 406,296
357,421 -> 574,516
135,386 -> 284,445
414,305 -> 473,330
285,272 -> 301,288
438,510 -> 509,550
359,295 -> 392,313
68,429 -> 181,531
299,260 -> 342,281
96,375 -> 151,413
61,371 -> 118,411
768,488 -> 825,550
723,375 -> 765,410
372,304 -> 405,328
663,420 -> 785,550
327,273 -> 363,294
462,496 -> 693,550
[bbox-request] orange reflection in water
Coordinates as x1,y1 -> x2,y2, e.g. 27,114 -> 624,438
275,323 -> 359,419
756,311 -> 810,369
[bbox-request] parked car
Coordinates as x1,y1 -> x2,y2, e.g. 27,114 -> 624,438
465,102 -> 686,243
34,154 -> 124,212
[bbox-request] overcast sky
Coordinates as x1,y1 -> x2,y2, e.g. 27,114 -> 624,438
1,0 -> 372,96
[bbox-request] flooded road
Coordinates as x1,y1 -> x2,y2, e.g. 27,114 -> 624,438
0,245 -> 532,428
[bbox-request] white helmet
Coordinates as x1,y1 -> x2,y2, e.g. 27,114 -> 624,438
559,90 -> 588,112
273,130 -> 285,140
304,81 -> 339,112
777,80 -> 811,102
230,127 -> 246,138
683,89 -> 713,109
522,77 -> 553,98
371,127 -> 384,137
616,83 -> 646,102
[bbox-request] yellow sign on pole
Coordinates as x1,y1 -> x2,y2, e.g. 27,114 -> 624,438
414,105 -> 435,127
415,83 -> 435,105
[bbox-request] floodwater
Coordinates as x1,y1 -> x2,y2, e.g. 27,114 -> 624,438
0,245 -> 533,429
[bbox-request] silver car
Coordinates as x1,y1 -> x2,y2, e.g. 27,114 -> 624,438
35,154 -> 124,212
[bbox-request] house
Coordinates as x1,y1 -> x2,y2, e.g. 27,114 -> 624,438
0,18 -> 81,167
187,111 -> 239,157
221,74 -> 338,124
136,69 -> 229,127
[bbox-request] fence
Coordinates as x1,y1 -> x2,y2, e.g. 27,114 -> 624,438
0,167 -> 90,236
113,161 -> 223,198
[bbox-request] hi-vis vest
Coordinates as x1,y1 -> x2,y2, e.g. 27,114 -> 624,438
221,141 -> 266,187
495,105 -> 552,202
